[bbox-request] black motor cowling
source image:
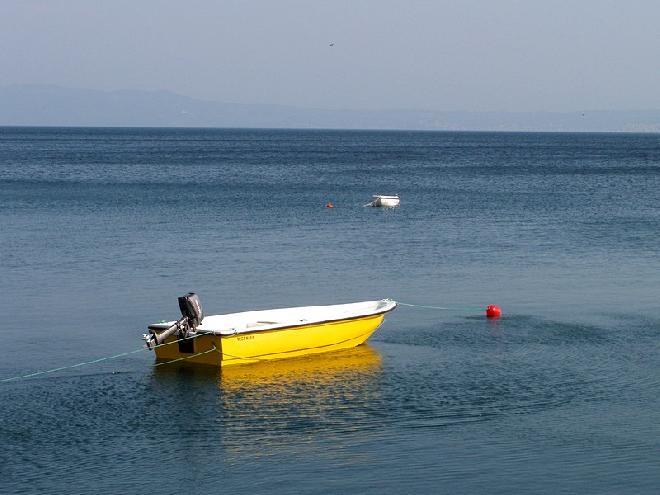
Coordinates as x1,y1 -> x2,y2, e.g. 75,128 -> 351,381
178,292 -> 203,329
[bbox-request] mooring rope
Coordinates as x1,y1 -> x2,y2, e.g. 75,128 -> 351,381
0,333 -> 204,383
397,301 -> 484,312
1,301 -> 492,384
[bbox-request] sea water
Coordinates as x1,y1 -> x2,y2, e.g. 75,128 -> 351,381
1,128 -> 659,494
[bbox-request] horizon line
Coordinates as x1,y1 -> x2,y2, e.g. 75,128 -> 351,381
1,124 -> 658,135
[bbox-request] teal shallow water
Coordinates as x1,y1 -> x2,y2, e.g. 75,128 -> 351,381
1,128 -> 659,493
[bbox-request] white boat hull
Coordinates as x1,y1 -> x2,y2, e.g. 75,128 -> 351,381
371,195 -> 400,207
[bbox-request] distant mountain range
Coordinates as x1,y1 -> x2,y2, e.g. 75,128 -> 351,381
1,84 -> 659,132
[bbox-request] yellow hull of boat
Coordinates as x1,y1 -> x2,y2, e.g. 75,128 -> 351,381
154,312 -> 386,367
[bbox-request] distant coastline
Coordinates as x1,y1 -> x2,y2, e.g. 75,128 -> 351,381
2,84 -> 659,133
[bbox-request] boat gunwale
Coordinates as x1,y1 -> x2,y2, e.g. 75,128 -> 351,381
149,300 -> 397,336
201,303 -> 397,337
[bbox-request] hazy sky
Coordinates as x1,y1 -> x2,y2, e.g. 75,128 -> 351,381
1,0 -> 659,112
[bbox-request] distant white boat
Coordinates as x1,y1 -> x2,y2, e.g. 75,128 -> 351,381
366,194 -> 400,208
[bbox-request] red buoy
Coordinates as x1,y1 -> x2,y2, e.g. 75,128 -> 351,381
486,304 -> 502,319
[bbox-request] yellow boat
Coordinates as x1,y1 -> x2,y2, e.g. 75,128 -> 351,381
144,293 -> 396,367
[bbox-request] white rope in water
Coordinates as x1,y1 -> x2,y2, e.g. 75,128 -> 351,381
2,301 -> 487,383
397,302 -> 451,310
397,301 -> 485,312
1,333 -> 204,383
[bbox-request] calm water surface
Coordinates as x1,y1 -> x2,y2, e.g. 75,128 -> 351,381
1,128 -> 659,494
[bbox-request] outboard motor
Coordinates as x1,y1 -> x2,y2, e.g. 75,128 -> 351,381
144,292 -> 205,348
178,292 -> 203,329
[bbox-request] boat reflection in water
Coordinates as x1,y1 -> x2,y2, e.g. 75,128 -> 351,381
218,344 -> 384,456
